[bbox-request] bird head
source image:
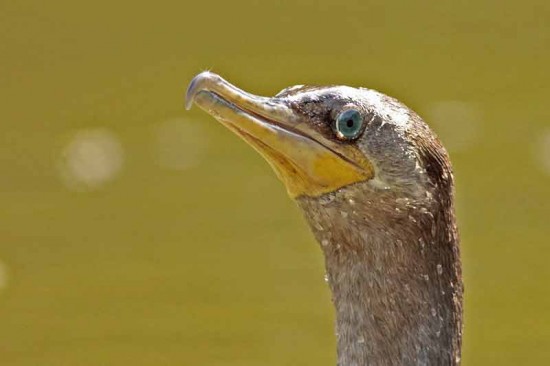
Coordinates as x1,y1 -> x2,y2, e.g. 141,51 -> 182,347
186,72 -> 450,200
185,72 -> 462,365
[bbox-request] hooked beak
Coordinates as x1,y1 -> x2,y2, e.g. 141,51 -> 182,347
185,72 -> 372,198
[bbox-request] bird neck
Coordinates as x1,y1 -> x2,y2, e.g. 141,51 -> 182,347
297,183 -> 463,366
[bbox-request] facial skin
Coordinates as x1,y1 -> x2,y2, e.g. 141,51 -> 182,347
279,85 -> 438,196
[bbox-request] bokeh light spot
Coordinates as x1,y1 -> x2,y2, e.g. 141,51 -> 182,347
58,128 -> 124,191
155,118 -> 207,171
426,101 -> 482,153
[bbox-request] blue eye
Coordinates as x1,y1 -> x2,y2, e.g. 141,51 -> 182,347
335,109 -> 364,140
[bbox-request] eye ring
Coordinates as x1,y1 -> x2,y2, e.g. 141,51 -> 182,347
334,109 -> 364,141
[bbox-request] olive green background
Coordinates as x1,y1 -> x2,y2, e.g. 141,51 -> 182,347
1,1 -> 549,365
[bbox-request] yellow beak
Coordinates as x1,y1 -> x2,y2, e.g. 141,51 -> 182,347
185,72 -> 373,198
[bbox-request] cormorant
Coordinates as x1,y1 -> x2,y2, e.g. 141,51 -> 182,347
186,72 -> 463,366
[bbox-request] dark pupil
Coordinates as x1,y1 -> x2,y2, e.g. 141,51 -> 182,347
336,110 -> 362,139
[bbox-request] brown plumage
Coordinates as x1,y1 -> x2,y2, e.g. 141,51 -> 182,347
186,72 -> 463,365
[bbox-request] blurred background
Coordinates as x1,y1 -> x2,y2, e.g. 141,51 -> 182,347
1,1 -> 549,365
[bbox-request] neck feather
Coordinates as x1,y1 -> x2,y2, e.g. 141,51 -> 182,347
297,183 -> 463,366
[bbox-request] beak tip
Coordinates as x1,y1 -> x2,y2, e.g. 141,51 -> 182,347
184,98 -> 193,111
185,71 -> 219,111
184,78 -> 198,110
